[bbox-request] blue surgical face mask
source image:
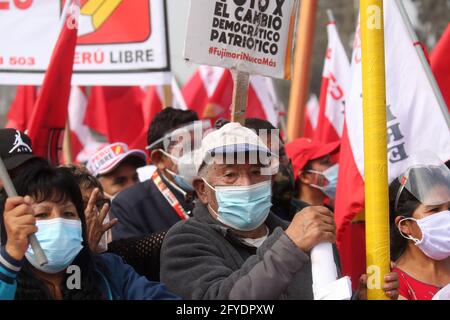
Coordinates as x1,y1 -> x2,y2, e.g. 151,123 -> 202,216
26,218 -> 83,274
166,168 -> 195,192
308,164 -> 339,199
203,179 -> 272,231
160,149 -> 196,192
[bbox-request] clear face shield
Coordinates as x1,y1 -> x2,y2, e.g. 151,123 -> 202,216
147,120 -> 214,189
394,152 -> 450,212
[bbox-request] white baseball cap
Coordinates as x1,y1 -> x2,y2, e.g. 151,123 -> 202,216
194,122 -> 273,174
86,142 -> 147,177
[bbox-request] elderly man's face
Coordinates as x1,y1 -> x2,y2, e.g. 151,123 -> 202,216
195,162 -> 271,213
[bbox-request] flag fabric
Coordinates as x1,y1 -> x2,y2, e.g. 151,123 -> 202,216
128,86 -> 164,151
84,86 -> 146,146
5,86 -> 37,131
314,20 -> 350,144
431,23 -> 450,112
304,95 -> 319,139
26,1 -> 79,163
182,65 -> 280,126
68,86 -> 103,163
335,1 -> 450,286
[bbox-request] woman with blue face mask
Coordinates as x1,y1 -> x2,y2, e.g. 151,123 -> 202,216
389,165 -> 450,300
0,166 -> 179,300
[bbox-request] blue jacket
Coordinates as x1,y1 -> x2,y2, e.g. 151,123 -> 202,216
0,246 -> 180,300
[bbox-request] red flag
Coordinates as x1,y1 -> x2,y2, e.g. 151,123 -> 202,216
183,65 -> 280,126
84,86 -> 146,146
26,1 -> 79,164
5,86 -> 37,131
431,23 -> 450,112
129,86 -> 163,151
334,123 -> 366,289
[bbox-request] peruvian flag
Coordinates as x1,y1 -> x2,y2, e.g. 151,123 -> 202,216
85,79 -> 187,151
84,86 -> 146,147
26,0 -> 79,164
314,20 -> 350,143
182,65 -> 280,126
304,95 -> 319,139
431,23 -> 450,112
335,1 -> 450,287
5,86 -> 37,131
68,86 -> 103,163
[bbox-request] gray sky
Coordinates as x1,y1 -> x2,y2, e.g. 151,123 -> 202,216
167,0 -> 196,84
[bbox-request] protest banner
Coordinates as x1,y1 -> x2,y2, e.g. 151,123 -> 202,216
185,0 -> 297,123
0,0 -> 171,85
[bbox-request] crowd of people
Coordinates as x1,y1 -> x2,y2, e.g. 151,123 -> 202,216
0,107 -> 449,300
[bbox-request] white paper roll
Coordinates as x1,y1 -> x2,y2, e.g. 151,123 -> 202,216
310,242 -> 338,287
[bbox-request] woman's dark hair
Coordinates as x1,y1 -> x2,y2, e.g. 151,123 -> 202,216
0,166 -> 105,300
388,178 -> 421,261
388,166 -> 450,261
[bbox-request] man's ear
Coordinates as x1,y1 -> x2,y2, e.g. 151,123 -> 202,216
151,150 -> 165,170
299,170 -> 312,184
193,178 -> 208,204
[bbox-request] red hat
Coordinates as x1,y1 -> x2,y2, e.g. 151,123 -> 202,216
285,138 -> 340,180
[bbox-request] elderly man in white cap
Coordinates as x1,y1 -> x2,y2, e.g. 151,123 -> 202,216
159,122 -> 338,300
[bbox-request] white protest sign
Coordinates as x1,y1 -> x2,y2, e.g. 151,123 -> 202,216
184,0 -> 297,79
0,0 -> 171,85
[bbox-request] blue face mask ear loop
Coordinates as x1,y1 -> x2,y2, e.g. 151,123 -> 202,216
201,178 -> 220,217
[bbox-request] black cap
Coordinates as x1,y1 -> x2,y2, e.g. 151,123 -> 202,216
0,129 -> 37,171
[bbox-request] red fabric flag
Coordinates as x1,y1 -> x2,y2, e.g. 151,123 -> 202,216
431,23 -> 450,112
129,86 -> 163,151
5,86 -> 37,131
27,2 -> 79,164
334,123 -> 366,288
183,66 -> 279,126
84,86 -> 146,146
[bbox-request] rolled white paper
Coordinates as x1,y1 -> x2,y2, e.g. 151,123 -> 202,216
311,242 -> 338,288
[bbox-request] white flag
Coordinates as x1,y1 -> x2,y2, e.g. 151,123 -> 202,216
346,1 -> 450,182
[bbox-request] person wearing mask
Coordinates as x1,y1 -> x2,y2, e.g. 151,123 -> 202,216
160,123 -> 398,300
0,129 -> 49,229
0,166 -> 179,300
65,165 -> 169,281
109,108 -> 207,240
86,142 -> 147,200
389,161 -> 450,300
285,138 -> 340,209
64,165 -> 117,253
214,118 -> 298,221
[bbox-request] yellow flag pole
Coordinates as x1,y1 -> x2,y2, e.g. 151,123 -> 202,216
287,0 -> 317,141
360,0 -> 390,300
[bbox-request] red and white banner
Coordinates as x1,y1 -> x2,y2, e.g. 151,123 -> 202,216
335,1 -> 450,285
68,86 -> 103,163
304,95 -> 319,139
314,20 -> 350,144
182,65 -> 280,126
0,0 -> 170,85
